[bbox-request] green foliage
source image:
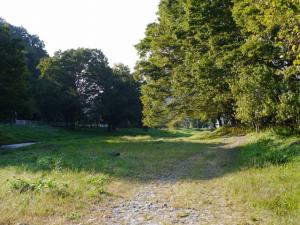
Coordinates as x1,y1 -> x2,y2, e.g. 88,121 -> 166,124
37,48 -> 112,127
10,176 -> 69,197
136,0 -> 300,130
103,64 -> 142,129
36,156 -> 64,171
231,65 -> 277,129
136,0 -> 241,127
0,24 -> 29,121
37,50 -> 142,129
232,0 -> 300,128
0,17 -> 142,128
0,18 -> 48,120
86,175 -> 111,197
0,18 -> 48,79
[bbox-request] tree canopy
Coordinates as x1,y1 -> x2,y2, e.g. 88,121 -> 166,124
37,49 -> 142,128
0,24 -> 29,121
1,1 -> 300,131
0,18 -> 48,120
136,0 -> 300,130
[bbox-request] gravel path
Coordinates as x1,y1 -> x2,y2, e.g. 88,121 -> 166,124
97,136 -> 246,225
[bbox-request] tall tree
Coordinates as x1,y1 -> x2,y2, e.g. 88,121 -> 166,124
38,48 -> 112,128
136,0 -> 241,128
135,0 -> 187,127
232,0 -> 300,128
0,18 -> 48,79
103,64 -> 142,129
0,24 -> 29,122
0,18 -> 48,119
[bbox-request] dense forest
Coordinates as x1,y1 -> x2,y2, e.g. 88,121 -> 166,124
135,0 -> 300,131
0,18 -> 142,129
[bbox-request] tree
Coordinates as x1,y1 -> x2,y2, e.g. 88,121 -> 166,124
136,0 -> 300,131
0,18 -> 48,79
232,0 -> 300,129
38,48 -> 112,128
0,24 -> 29,122
231,65 -> 277,132
136,0 -> 241,128
135,0 -> 188,127
103,64 -> 142,129
0,18 -> 48,119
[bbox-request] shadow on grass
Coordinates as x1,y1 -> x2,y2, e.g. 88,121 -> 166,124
3,126 -> 298,183
0,125 -> 192,145
0,135 -> 229,182
237,137 -> 300,168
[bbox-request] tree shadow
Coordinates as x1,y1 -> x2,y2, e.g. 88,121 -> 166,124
0,136 -> 226,182
233,137 -> 300,168
0,125 -> 193,145
2,129 -> 297,183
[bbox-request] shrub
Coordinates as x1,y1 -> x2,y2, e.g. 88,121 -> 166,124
86,175 -> 110,197
36,156 -> 63,170
9,176 -> 69,197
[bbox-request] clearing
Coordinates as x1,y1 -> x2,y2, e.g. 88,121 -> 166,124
0,125 -> 299,225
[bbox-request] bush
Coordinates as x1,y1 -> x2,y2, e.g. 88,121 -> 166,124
86,175 -> 110,197
36,156 -> 63,170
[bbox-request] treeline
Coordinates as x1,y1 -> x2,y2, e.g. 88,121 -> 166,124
0,18 -> 48,121
135,0 -> 300,131
0,19 -> 142,129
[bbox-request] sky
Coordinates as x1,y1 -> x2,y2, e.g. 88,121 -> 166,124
0,0 -> 160,70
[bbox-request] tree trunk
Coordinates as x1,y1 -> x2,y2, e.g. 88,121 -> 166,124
255,123 -> 260,133
213,121 -> 217,129
217,117 -> 223,127
231,117 -> 237,127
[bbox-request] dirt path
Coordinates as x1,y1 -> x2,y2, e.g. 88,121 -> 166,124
97,136 -> 246,225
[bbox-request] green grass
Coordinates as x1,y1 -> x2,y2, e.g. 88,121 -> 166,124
0,125 -> 204,224
0,125 -> 190,145
1,125 -> 300,224
0,125 -> 93,145
227,130 -> 300,225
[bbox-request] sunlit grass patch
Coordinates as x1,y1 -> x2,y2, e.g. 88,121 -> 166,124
0,168 -> 111,224
226,130 -> 300,225
0,126 -> 207,224
1,125 -> 300,224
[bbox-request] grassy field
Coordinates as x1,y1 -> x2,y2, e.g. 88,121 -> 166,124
0,125 -> 208,224
0,125 -> 300,224
226,129 -> 300,225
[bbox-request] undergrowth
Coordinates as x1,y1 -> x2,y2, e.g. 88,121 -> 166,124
9,176 -> 69,197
